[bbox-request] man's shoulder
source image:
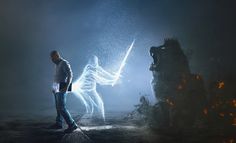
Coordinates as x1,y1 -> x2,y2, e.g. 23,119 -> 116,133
60,58 -> 70,65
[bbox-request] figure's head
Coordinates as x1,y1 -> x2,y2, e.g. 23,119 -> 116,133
88,55 -> 99,67
50,50 -> 61,64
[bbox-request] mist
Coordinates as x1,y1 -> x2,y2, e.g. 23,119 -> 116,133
0,0 -> 235,116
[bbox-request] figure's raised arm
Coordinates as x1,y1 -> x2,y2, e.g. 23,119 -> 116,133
93,72 -> 116,85
96,66 -> 116,80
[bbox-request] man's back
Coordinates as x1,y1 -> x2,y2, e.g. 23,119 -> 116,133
54,58 -> 73,83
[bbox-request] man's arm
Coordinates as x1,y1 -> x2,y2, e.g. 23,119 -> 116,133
62,61 -> 73,90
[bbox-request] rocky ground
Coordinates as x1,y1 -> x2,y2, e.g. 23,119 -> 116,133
0,112 -> 235,143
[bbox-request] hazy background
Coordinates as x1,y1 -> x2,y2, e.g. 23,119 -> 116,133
0,0 -> 235,117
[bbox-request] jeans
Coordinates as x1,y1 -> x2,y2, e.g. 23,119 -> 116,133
54,91 -> 75,127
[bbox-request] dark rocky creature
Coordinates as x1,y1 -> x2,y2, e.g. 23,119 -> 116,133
149,39 -> 207,128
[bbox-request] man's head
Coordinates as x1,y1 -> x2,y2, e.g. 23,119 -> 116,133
50,50 -> 61,64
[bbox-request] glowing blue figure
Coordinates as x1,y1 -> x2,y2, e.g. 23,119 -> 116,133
72,56 -> 117,120
72,39 -> 135,121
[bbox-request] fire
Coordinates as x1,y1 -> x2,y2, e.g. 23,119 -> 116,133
218,81 -> 225,89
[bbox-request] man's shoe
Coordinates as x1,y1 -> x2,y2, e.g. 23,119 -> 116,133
48,123 -> 63,129
64,123 -> 78,133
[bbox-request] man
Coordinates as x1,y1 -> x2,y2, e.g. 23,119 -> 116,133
50,50 -> 78,133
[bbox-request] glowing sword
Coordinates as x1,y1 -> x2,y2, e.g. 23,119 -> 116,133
112,39 -> 136,86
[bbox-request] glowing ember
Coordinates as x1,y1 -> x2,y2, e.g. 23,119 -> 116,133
229,139 -> 235,143
232,99 -> 236,107
196,75 -> 200,80
203,108 -> 208,115
223,139 -> 235,143
166,99 -> 174,106
219,113 -> 225,117
218,81 -> 225,89
233,118 -> 236,126
177,85 -> 183,90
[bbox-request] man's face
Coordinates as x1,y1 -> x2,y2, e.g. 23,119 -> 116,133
51,54 -> 60,64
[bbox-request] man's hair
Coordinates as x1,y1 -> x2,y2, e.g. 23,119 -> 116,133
50,50 -> 60,57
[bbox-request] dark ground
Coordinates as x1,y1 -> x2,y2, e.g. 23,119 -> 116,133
0,112 -> 235,143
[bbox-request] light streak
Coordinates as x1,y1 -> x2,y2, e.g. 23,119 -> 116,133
112,39 -> 135,86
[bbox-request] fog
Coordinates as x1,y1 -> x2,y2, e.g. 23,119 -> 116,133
0,0 -> 235,116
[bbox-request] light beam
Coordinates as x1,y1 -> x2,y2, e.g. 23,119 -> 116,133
112,39 -> 136,86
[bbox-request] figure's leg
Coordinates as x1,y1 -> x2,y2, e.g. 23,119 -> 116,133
54,93 -> 63,126
92,91 -> 105,121
84,97 -> 90,114
97,93 -> 105,121
84,93 -> 93,115
88,96 -> 95,115
77,92 -> 90,114
81,93 -> 93,119
57,92 -> 77,128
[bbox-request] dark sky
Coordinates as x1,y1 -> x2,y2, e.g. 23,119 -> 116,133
0,0 -> 235,116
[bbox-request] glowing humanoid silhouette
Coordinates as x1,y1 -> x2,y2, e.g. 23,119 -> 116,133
72,56 -> 117,121
72,40 -> 135,121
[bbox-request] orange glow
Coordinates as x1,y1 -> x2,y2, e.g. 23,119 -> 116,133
203,108 -> 208,115
177,85 -> 183,90
229,139 -> 234,143
219,113 -> 225,117
196,75 -> 200,80
166,99 -> 174,106
218,81 -> 225,89
224,139 -> 235,143
232,100 -> 236,107
233,118 -> 236,126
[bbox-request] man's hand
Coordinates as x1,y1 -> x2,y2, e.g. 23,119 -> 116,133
52,90 -> 56,94
60,86 -> 68,92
